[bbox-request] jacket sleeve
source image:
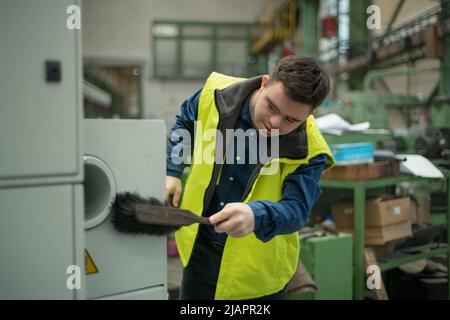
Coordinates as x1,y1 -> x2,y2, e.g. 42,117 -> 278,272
247,154 -> 329,242
166,88 -> 202,178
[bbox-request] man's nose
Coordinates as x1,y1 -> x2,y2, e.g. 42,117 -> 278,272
270,115 -> 283,129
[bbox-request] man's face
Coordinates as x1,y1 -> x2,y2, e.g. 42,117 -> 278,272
250,75 -> 313,136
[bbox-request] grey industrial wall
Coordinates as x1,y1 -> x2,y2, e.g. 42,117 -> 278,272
82,0 -> 267,131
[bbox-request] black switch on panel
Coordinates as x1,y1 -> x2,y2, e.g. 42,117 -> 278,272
45,60 -> 62,82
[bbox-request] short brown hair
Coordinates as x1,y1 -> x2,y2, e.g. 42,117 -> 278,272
271,56 -> 330,109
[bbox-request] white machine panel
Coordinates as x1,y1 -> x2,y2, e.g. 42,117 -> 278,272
0,0 -> 84,300
97,285 -> 167,300
83,119 -> 167,300
0,0 -> 82,185
0,185 -> 82,299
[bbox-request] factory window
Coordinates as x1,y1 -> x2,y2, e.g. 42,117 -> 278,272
152,21 -> 253,79
155,39 -> 178,77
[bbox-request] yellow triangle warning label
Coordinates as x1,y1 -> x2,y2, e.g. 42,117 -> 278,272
85,249 -> 99,275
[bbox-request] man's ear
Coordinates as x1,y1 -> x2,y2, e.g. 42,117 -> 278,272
261,74 -> 270,89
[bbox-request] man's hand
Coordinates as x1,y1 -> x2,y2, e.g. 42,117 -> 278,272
166,176 -> 182,207
209,203 -> 255,238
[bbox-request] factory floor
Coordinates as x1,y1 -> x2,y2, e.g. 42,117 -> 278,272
168,256 -> 183,300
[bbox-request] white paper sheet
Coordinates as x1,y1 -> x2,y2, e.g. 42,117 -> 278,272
398,154 -> 444,179
316,113 -> 370,135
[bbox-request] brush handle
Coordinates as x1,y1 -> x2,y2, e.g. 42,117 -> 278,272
134,203 -> 211,227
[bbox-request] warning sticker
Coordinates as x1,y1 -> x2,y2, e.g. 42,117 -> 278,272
85,249 -> 99,275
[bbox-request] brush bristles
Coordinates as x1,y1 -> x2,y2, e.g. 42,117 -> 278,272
110,192 -> 179,236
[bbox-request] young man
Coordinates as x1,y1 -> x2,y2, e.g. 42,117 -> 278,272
166,56 -> 334,300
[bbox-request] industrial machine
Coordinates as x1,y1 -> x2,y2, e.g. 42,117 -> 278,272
0,0 -> 168,299
317,68 -> 448,160
0,0 -> 84,299
292,234 -> 353,300
84,120 -> 167,300
315,67 -> 449,223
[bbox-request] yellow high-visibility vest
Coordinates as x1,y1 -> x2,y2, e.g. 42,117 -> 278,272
175,72 -> 334,299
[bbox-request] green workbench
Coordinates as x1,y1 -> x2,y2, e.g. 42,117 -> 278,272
319,174 -> 450,300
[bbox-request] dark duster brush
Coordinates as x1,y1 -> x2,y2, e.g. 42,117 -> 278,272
110,192 -> 211,236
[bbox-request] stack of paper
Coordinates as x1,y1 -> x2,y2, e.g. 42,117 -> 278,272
316,113 -> 370,135
398,154 -> 444,179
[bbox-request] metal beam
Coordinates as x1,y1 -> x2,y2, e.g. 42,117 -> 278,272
441,0 -> 450,95
327,23 -> 437,76
379,247 -> 449,272
348,0 -> 370,90
300,0 -> 319,57
329,5 -> 441,76
363,67 -> 439,91
385,0 -> 405,36
353,184 -> 366,300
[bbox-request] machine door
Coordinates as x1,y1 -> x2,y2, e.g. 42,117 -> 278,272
0,0 -> 81,182
0,185 -> 82,299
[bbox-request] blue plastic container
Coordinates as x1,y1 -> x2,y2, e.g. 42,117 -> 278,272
330,142 -> 374,165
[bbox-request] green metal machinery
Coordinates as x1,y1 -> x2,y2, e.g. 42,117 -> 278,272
318,67 -> 450,166
289,234 -> 353,300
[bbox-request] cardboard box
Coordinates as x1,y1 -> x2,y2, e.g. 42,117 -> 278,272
332,196 -> 413,245
331,196 -> 412,228
370,242 -> 396,258
339,220 -> 412,245
410,197 -> 430,225
322,160 -> 400,181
